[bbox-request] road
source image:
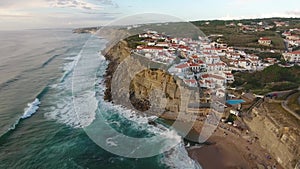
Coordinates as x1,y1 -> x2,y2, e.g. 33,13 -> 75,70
281,91 -> 300,121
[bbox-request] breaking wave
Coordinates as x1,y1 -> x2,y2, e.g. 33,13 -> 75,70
44,35 -> 102,128
21,98 -> 41,119
43,35 -> 202,169
0,97 -> 42,140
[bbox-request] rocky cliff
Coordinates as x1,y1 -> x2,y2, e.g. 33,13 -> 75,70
245,103 -> 300,169
103,40 -> 198,120
103,40 -> 131,102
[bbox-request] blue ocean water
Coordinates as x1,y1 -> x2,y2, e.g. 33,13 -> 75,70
0,29 -> 201,169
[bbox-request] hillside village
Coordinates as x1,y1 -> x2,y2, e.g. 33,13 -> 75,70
98,17 -> 300,169
123,29 -> 300,169
133,30 -> 300,90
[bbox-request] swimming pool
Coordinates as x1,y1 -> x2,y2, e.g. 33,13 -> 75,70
226,99 -> 245,105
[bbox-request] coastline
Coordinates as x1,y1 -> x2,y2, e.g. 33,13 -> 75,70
102,38 -> 283,169
188,122 -> 284,169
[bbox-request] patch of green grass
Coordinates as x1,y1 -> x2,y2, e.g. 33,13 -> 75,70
232,65 -> 300,94
125,35 -> 145,49
287,92 -> 300,115
191,19 -> 289,50
226,114 -> 237,123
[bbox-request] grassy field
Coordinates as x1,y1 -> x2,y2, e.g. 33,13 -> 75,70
191,18 -> 300,50
287,92 -> 300,115
116,17 -> 300,51
192,22 -> 285,50
125,22 -> 205,39
266,102 -> 300,128
232,64 -> 300,94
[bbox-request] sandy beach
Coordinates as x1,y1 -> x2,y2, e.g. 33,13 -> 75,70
187,127 -> 284,169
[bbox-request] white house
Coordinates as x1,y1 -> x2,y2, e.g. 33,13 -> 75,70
184,79 -> 198,87
174,63 -> 190,73
155,42 -> 169,47
189,63 -> 201,73
216,89 -> 225,98
223,72 -> 234,83
283,51 -> 300,63
200,73 -> 226,87
139,46 -> 164,53
230,110 -> 240,116
258,37 -> 271,46
199,79 -> 215,89
238,60 -> 251,70
205,55 -> 220,64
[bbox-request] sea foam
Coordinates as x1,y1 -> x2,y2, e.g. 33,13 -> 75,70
44,35 -> 202,169
22,98 -> 41,119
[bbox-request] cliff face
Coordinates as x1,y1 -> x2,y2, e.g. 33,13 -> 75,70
129,69 -> 181,113
103,40 -> 131,101
245,104 -> 300,169
103,40 -> 198,119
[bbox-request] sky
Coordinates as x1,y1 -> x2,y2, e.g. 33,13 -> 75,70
0,0 -> 299,30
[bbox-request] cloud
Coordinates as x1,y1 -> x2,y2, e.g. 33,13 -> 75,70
48,0 -> 102,10
98,0 -> 113,5
0,0 -> 49,9
219,11 -> 300,20
285,10 -> 300,17
47,0 -> 120,11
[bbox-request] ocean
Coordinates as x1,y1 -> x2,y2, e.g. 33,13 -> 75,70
0,29 -> 201,169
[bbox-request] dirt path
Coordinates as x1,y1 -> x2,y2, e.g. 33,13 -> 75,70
281,91 -> 300,121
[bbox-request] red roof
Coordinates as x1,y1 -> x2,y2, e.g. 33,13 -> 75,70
249,58 -> 259,61
178,45 -> 190,50
175,63 -> 189,69
201,74 -> 225,80
202,74 -> 209,78
215,62 -> 226,66
204,48 -> 216,50
290,50 -> 300,54
211,74 -> 225,80
259,37 -> 271,41
189,63 -> 200,67
142,46 -> 164,50
265,58 -> 276,60
231,53 -> 240,56
184,79 -> 197,84
157,42 -> 168,44
197,60 -> 205,64
205,80 -> 212,84
210,55 -> 219,59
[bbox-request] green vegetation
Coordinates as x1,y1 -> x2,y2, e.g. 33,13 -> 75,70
122,17 -> 300,51
267,102 -> 300,127
244,49 -> 283,60
192,25 -> 285,50
226,114 -> 237,123
125,35 -> 146,49
287,92 -> 300,115
232,65 -> 300,94
190,18 -> 300,50
125,22 -> 205,39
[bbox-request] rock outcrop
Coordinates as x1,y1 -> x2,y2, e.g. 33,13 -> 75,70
103,40 -> 198,119
245,103 -> 300,169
